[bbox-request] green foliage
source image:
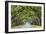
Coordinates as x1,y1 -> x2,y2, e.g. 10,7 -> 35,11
11,5 -> 41,27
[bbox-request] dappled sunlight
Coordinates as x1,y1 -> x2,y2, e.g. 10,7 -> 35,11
11,5 -> 41,29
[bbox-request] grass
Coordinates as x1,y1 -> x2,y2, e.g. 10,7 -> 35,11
32,25 -> 41,28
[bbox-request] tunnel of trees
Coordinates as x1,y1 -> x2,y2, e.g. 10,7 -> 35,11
11,5 -> 41,28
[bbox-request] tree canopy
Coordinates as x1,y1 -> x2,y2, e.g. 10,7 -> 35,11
11,5 -> 41,27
